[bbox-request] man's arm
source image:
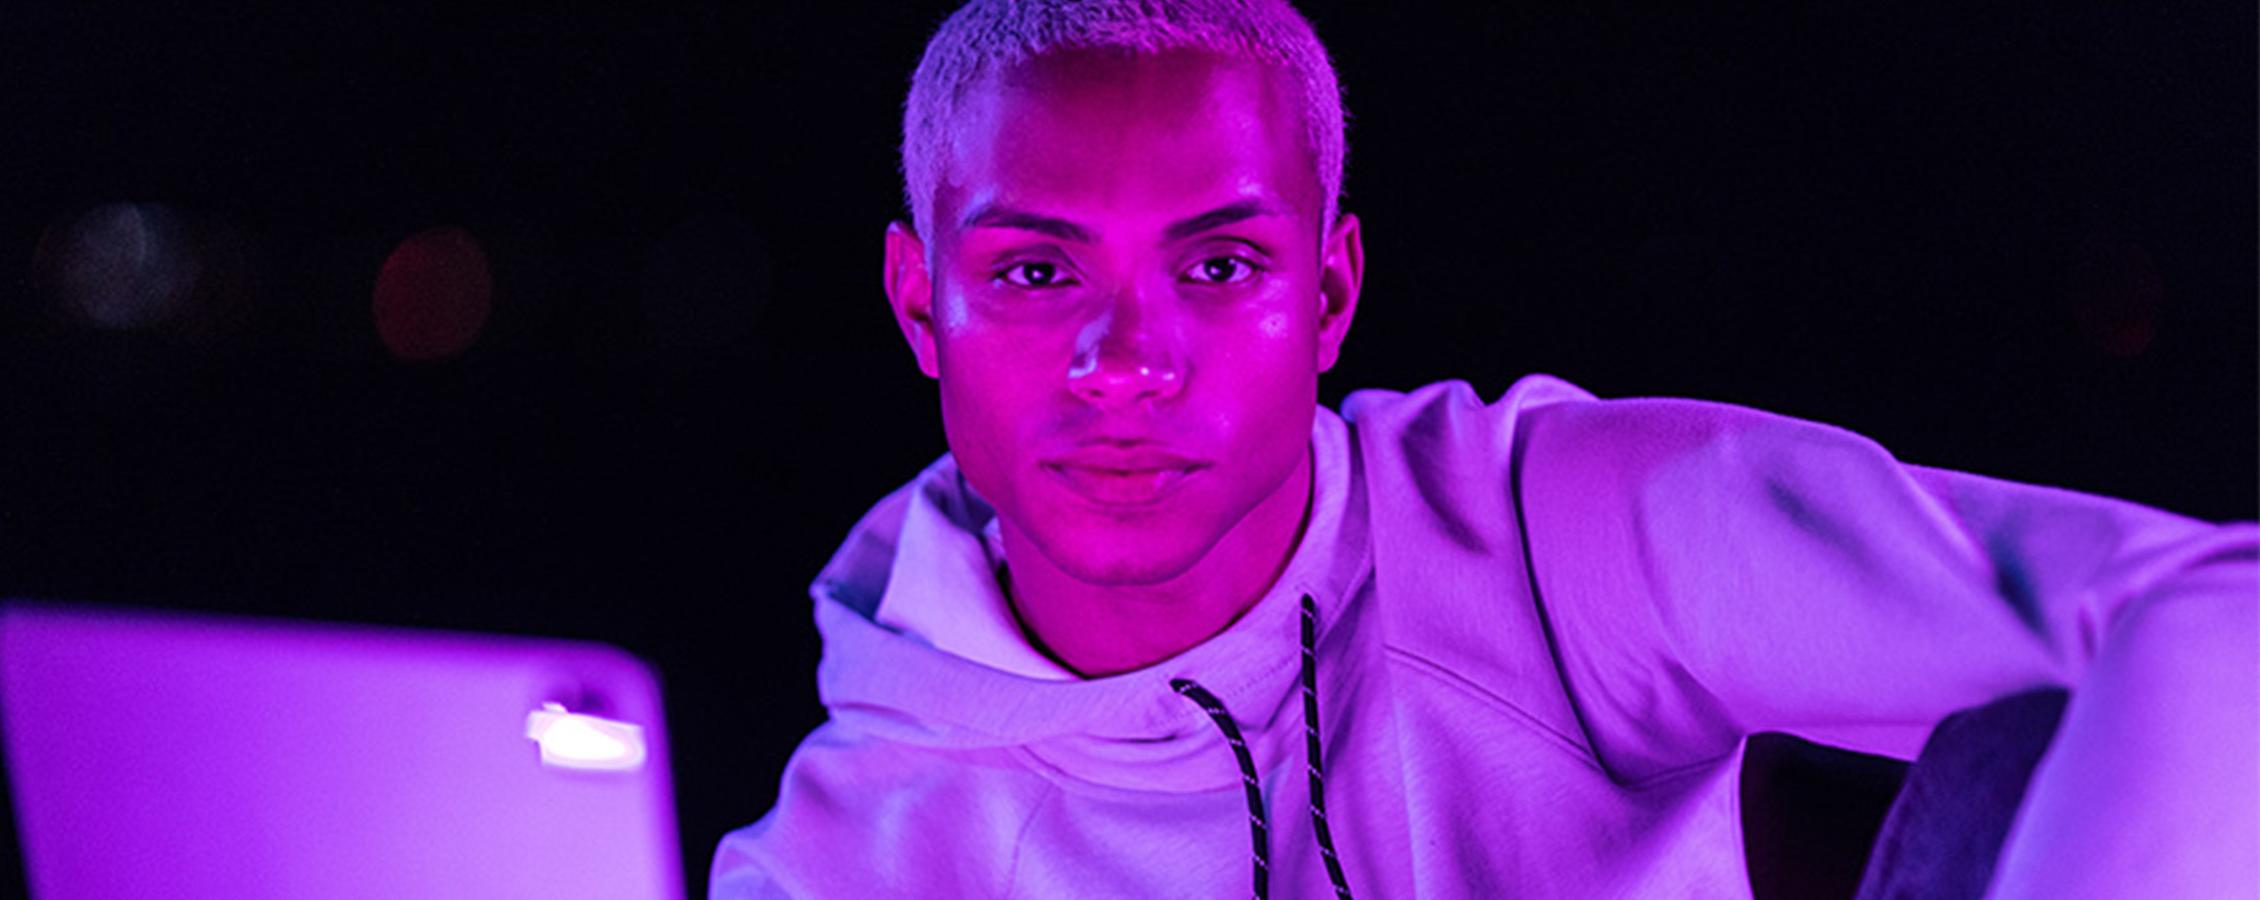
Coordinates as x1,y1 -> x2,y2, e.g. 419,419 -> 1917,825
1513,396 -> 2257,897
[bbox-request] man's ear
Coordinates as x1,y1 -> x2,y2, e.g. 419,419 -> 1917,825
884,221 -> 940,379
1316,212 -> 1364,373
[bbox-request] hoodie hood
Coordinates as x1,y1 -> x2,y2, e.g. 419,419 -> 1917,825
806,405 -> 1370,793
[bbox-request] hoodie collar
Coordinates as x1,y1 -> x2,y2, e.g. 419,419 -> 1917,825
807,406 -> 1370,792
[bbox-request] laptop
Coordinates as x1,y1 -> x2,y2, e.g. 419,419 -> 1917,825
0,601 -> 684,900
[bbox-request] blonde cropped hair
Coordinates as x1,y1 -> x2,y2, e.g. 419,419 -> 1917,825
901,0 -> 1347,241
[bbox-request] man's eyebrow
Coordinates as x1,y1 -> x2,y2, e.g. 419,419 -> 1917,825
961,204 -> 1095,243
1163,199 -> 1284,243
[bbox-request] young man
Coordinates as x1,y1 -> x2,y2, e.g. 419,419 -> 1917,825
713,2 -> 2256,896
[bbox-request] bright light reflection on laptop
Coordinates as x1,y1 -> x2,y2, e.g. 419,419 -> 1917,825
526,702 -> 648,772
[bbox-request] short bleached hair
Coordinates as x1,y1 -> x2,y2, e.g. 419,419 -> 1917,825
901,0 -> 1347,242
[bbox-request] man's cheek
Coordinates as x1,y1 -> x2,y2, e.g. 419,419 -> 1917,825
945,362 -> 1039,447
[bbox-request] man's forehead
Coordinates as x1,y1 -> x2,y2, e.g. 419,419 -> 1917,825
934,48 -> 1322,235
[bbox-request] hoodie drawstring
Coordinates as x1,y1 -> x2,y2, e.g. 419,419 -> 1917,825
1299,595 -> 1355,899
1170,678 -> 1271,899
1171,594 -> 1357,900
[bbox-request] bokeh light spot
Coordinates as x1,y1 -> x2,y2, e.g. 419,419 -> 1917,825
32,202 -> 200,330
373,226 -> 494,362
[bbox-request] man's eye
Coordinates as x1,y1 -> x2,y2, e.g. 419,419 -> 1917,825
1185,256 -> 1260,285
1000,261 -> 1075,288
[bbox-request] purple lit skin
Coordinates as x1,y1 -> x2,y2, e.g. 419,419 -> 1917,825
883,49 -> 1364,677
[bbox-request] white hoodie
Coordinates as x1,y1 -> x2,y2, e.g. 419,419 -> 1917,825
714,375 -> 2257,898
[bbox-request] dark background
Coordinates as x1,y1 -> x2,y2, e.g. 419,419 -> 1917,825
2,2 -> 2252,896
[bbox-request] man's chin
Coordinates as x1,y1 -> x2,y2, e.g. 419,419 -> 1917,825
1034,530 -> 1211,587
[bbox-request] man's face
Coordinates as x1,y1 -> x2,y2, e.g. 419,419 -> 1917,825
886,48 -> 1361,587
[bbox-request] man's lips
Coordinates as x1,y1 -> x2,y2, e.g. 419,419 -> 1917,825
1042,447 -> 1208,506
1045,446 -> 1206,471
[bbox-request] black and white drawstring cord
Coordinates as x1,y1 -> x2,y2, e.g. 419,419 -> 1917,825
1170,594 -> 1357,900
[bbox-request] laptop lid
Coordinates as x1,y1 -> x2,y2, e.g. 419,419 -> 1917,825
0,601 -> 684,900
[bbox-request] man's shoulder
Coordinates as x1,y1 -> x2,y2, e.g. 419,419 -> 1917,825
1338,374 -> 1884,480
1338,374 -> 1591,433
1334,374 -> 1590,474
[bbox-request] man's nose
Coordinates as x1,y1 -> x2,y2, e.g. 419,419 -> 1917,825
1067,292 -> 1184,407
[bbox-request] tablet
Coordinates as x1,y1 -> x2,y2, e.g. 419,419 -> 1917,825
0,601 -> 684,900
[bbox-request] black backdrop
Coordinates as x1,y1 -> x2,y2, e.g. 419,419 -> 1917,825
2,2 -> 2253,896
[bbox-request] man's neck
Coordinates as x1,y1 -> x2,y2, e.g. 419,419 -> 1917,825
1000,451 -> 1314,679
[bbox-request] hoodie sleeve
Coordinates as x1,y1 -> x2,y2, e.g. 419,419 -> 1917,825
1512,395 -> 2257,898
